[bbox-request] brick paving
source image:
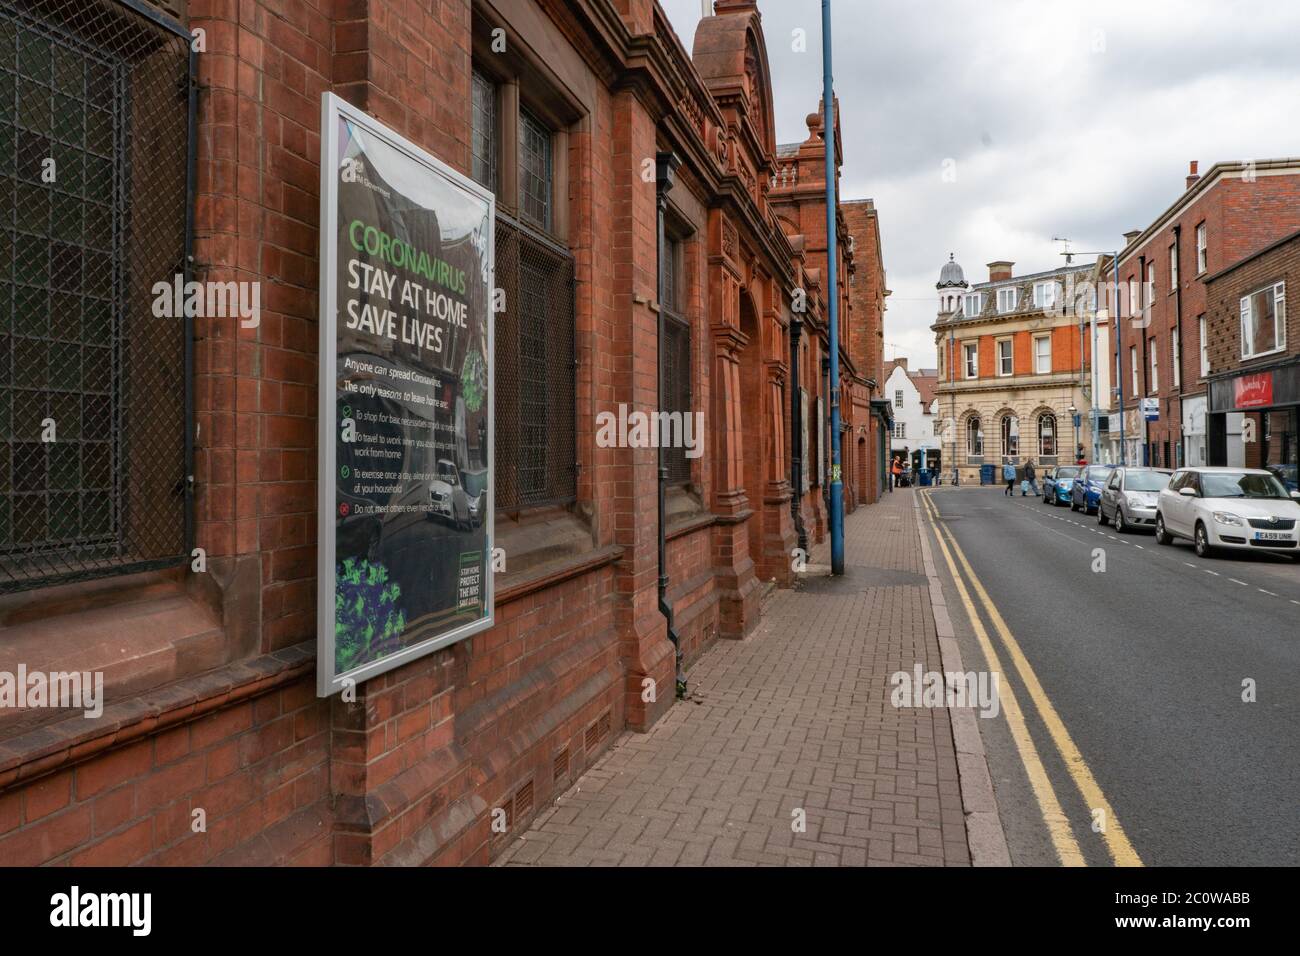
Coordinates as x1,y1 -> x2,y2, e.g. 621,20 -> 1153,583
496,487 -> 971,866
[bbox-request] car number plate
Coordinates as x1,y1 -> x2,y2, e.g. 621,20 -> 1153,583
1255,531 -> 1288,541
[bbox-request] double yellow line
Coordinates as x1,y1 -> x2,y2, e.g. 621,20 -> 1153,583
921,490 -> 1142,867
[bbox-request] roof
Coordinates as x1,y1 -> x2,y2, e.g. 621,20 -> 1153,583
937,254 -> 966,288
912,372 -> 938,409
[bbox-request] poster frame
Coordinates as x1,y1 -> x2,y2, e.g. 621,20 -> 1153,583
316,92 -> 495,697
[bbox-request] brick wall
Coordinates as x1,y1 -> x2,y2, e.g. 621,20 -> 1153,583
1204,232 -> 1300,376
1111,166 -> 1300,461
0,0 -> 876,866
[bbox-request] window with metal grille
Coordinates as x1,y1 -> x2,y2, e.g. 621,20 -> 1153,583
470,69 -> 496,192
660,237 -> 689,485
494,213 -> 574,511
518,108 -> 551,232
0,0 -> 192,593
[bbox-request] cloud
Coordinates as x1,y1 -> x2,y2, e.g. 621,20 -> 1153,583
660,0 -> 1300,367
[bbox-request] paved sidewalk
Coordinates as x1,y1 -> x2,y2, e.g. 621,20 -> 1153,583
497,488 -> 973,866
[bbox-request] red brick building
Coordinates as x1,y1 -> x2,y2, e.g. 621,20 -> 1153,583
0,0 -> 882,865
1203,229 -> 1300,480
1105,159 -> 1300,470
842,198 -> 890,505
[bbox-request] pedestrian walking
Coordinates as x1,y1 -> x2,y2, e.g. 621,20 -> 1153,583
1023,458 -> 1039,497
1002,459 -> 1016,496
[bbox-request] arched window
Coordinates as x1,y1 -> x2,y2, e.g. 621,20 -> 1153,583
1038,413 -> 1057,458
1001,414 -> 1019,459
966,417 -> 983,459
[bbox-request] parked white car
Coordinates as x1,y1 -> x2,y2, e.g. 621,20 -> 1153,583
1155,467 -> 1300,558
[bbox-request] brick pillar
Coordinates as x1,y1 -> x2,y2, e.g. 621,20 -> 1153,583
707,219 -> 761,637
611,90 -> 674,731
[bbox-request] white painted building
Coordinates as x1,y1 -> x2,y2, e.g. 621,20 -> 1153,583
883,358 -> 941,472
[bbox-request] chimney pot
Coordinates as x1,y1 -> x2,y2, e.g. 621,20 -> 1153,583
1186,160 -> 1201,190
1123,230 -> 1141,246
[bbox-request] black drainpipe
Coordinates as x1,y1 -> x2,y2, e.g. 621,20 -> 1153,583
655,152 -> 685,700
790,314 -> 809,554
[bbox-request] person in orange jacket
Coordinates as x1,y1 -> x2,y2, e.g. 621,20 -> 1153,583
891,456 -> 903,488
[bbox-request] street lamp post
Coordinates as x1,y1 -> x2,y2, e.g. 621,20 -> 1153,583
821,0 -> 844,575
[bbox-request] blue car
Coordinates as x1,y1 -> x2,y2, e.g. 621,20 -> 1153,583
1043,465 -> 1083,506
1070,464 -> 1117,513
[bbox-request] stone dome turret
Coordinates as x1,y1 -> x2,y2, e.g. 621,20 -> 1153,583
937,253 -> 967,289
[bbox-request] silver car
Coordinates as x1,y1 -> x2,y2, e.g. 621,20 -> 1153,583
1097,467 -> 1172,533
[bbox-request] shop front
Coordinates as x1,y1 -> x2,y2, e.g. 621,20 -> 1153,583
1208,363 -> 1300,489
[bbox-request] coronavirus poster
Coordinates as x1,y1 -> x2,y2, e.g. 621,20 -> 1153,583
316,93 -> 494,696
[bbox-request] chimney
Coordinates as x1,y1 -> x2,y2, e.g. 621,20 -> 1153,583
1186,160 -> 1200,190
1123,230 -> 1141,247
896,357 -> 908,371
987,260 -> 1014,282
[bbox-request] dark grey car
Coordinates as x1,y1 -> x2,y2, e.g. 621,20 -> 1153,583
1097,467 -> 1173,533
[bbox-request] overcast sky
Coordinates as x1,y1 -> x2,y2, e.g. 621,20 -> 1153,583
660,0 -> 1300,370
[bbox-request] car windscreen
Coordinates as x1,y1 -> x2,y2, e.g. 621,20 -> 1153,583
1055,467 -> 1080,479
436,463 -> 459,485
1086,467 -> 1113,482
1124,471 -> 1171,492
1200,472 -> 1290,499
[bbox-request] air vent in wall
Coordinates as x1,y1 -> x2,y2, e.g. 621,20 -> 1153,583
553,747 -> 569,782
515,780 -> 534,820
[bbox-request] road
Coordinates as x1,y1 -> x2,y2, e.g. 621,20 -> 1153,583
921,484 -> 1300,866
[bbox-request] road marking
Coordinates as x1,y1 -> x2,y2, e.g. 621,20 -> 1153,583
923,492 -> 1143,868
1259,589 -> 1277,596
919,493 -> 1085,867
1229,579 -> 1248,586
1184,563 -> 1196,568
1205,570 -> 1219,576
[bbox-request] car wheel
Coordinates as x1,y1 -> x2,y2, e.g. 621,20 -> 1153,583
1114,508 -> 1126,534
1194,522 -> 1216,559
1155,514 -> 1172,546
1098,504 -> 1109,526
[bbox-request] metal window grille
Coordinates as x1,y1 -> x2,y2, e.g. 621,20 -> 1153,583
662,313 -> 690,485
470,69 -> 496,193
493,212 -> 574,511
0,0 -> 193,593
518,108 -> 551,232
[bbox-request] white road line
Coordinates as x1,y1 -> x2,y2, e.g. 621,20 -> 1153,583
1205,570 -> 1219,576
1229,579 -> 1248,586
1259,589 -> 1277,596
1183,563 -> 1196,568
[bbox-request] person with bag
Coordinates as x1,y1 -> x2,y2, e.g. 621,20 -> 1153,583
1002,459 -> 1016,496
1023,458 -> 1038,497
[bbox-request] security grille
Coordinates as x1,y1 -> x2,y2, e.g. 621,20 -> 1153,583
0,0 -> 193,593
493,212 -> 575,511
662,314 -> 690,485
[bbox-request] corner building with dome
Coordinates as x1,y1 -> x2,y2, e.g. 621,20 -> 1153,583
931,255 -> 1111,484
